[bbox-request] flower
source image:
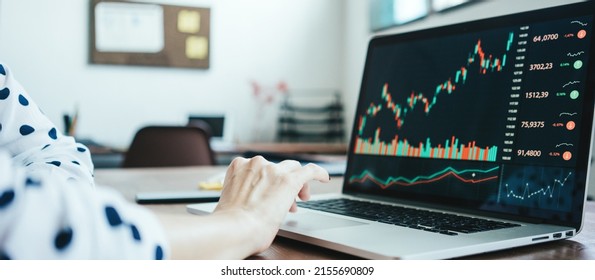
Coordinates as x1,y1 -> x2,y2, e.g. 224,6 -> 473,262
250,80 -> 288,105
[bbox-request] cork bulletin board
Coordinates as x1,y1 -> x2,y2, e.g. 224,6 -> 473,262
90,0 -> 210,69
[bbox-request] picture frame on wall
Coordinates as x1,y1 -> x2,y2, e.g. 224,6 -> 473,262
90,0 -> 211,69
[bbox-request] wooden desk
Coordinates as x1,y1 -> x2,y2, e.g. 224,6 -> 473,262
95,166 -> 595,260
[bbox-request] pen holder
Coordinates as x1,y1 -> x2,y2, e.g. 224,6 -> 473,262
63,113 -> 77,136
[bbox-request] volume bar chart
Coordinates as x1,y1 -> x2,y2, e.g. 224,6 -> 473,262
354,133 -> 498,162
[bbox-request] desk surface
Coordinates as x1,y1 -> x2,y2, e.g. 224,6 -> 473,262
95,166 -> 595,260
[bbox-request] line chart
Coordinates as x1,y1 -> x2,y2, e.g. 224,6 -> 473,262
502,173 -> 571,200
555,143 -> 574,148
498,167 -> 575,211
562,81 -> 580,88
349,166 -> 499,189
570,20 -> 588,26
559,112 -> 577,117
567,51 -> 585,57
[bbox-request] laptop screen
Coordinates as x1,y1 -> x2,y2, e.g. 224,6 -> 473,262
344,2 -> 595,228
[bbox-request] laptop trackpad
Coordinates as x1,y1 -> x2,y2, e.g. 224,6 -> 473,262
283,213 -> 366,231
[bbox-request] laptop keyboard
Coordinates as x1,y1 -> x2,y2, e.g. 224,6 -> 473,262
297,198 -> 520,236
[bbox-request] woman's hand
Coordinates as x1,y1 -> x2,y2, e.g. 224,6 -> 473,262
158,156 -> 329,259
214,156 -> 330,253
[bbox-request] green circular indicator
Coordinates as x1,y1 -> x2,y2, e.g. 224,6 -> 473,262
570,90 -> 580,99
574,60 -> 583,69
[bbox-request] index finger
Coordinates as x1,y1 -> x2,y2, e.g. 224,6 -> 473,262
291,163 -> 330,185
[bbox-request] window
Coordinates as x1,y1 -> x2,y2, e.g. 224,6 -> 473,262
370,0 -> 476,31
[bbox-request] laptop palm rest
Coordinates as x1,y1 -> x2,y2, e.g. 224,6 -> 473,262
284,213 -> 367,231
186,202 -> 367,231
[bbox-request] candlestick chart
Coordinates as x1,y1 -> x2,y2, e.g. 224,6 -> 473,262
354,32 -> 514,163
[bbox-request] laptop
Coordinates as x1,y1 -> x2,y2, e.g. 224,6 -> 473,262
188,113 -> 234,151
188,1 -> 595,259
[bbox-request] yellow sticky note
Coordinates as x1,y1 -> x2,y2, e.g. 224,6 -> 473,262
178,10 -> 200,33
199,181 -> 223,190
186,36 -> 208,59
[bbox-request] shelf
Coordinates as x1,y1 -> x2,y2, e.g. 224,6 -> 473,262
277,90 -> 345,143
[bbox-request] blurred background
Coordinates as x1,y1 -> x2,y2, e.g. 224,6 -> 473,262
0,0 -> 591,199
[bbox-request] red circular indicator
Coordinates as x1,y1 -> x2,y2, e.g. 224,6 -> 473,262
578,30 -> 587,39
563,151 -> 572,161
566,121 -> 576,131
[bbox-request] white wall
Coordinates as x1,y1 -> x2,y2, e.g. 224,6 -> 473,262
0,0 -> 344,148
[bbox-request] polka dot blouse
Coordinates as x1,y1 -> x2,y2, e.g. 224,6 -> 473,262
0,63 -> 168,259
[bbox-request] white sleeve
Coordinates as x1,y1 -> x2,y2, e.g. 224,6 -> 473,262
0,63 -> 169,259
0,63 -> 94,188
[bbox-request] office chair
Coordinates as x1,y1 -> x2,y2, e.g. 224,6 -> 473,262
122,125 -> 216,168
